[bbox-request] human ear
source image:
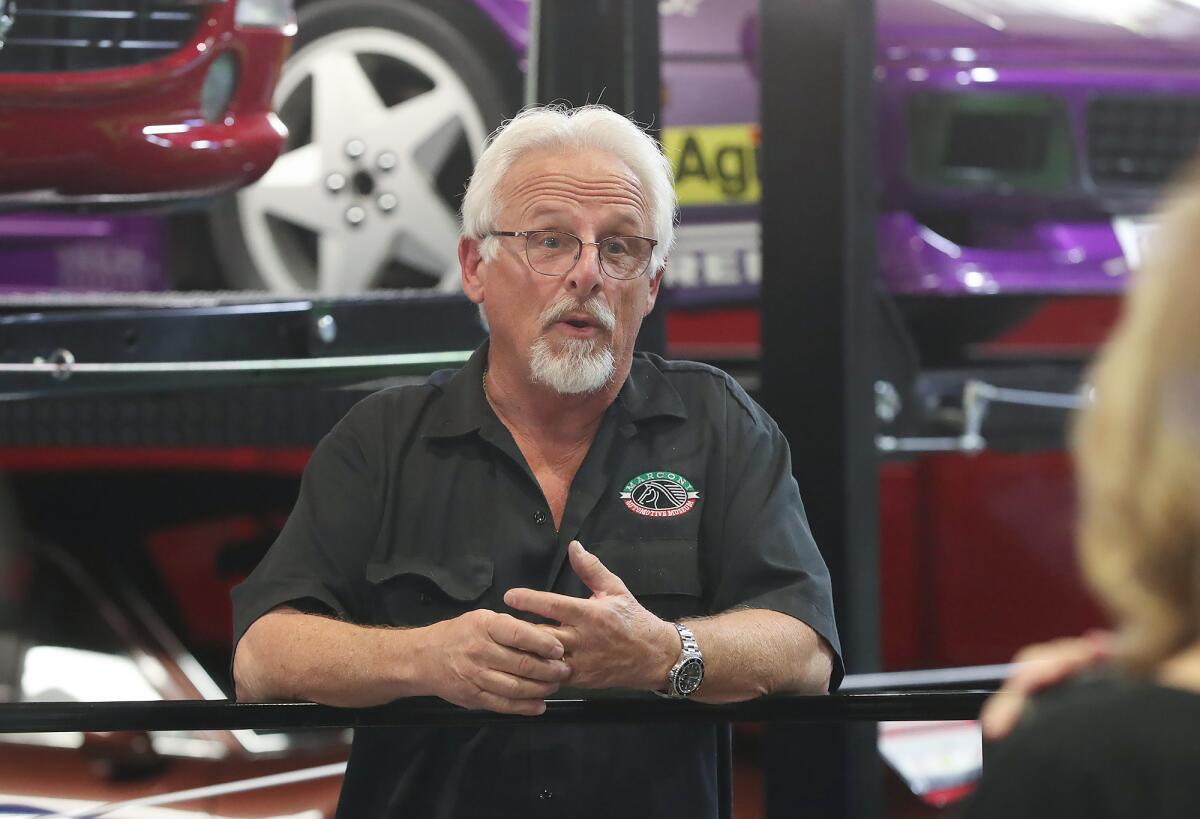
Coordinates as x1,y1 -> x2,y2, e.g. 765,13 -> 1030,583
460,236 -> 485,304
643,263 -> 665,315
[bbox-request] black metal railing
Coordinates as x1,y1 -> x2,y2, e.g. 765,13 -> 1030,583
0,691 -> 991,734
1087,94 -> 1200,189
0,0 -> 216,73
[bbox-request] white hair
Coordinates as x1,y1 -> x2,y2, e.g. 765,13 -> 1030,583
530,336 -> 616,395
526,294 -> 617,394
460,104 -> 677,272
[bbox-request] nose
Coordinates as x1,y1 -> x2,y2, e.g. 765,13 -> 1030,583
563,241 -> 604,297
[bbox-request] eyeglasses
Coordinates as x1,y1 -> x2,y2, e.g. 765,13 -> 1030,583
490,230 -> 658,280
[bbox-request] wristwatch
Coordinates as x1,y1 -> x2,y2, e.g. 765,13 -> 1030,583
665,622 -> 705,698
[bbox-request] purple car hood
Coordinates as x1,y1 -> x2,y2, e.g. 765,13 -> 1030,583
879,0 -> 1200,65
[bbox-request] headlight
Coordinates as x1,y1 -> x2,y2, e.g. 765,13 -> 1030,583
907,92 -> 1075,193
201,52 -> 239,122
235,0 -> 296,29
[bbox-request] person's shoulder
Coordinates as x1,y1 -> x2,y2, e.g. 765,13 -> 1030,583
329,371 -> 451,434
1003,676 -> 1200,759
968,677 -> 1200,819
1030,675 -> 1198,723
343,379 -> 441,414
635,353 -> 764,426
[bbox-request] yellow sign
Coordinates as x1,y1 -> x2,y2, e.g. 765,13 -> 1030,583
661,124 -> 761,207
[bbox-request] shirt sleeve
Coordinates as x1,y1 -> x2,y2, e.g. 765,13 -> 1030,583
230,398 -> 385,654
707,378 -> 844,688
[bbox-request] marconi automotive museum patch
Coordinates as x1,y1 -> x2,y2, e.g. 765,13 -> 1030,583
620,471 -> 700,517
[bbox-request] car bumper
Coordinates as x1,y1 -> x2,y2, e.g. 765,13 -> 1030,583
879,212 -> 1131,296
0,4 -> 290,199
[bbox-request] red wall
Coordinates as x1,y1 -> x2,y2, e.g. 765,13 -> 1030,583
880,453 -> 1108,670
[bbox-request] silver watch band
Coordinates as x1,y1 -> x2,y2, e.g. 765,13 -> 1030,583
674,622 -> 699,654
664,622 -> 704,698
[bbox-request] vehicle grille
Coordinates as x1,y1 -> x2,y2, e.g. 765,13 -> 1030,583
0,1 -> 215,73
1087,95 -> 1200,189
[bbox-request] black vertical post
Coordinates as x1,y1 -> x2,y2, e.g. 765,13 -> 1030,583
760,0 -> 881,816
529,0 -> 665,355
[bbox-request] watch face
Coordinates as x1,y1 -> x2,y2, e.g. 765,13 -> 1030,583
676,658 -> 704,694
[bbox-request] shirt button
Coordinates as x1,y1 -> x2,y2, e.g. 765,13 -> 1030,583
533,509 -> 547,525
538,788 -> 553,801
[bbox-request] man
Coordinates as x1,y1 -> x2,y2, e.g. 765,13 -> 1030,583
232,105 -> 841,818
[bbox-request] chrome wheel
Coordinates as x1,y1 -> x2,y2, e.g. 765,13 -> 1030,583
235,26 -> 490,294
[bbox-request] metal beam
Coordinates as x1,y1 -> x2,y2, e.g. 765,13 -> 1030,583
0,691 -> 987,734
529,0 -> 665,354
759,0 -> 881,815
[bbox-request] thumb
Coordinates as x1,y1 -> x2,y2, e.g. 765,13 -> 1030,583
568,540 -> 627,596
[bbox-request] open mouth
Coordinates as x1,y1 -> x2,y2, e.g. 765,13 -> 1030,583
551,312 -> 602,333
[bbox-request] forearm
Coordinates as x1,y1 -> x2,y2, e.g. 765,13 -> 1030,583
678,609 -> 833,704
233,607 -> 429,707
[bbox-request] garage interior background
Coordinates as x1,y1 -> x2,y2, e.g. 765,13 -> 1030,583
2,0 -> 1193,816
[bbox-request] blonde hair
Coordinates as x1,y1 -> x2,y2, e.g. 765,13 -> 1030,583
1074,158 -> 1200,674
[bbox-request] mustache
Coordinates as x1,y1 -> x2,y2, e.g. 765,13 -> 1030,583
539,296 -> 616,333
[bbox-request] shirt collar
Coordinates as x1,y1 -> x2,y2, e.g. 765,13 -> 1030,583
422,341 -> 493,439
422,343 -> 688,439
617,353 -> 689,425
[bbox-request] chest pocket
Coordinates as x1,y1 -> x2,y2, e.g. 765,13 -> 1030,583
365,554 -> 493,627
589,539 -> 705,621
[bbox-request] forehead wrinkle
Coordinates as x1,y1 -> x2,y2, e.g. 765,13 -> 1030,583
504,179 -> 648,231
509,175 -> 645,205
507,163 -> 641,191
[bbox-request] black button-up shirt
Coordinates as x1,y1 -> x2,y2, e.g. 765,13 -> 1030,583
233,343 -> 842,819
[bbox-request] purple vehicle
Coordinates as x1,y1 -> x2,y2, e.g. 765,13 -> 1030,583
873,0 -> 1200,298
7,0 -> 1200,336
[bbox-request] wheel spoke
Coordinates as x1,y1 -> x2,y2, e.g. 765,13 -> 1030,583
311,51 -> 387,151
395,176 -> 463,275
239,146 -> 339,232
379,88 -> 467,175
255,142 -> 322,190
316,223 -> 395,294
413,115 -> 466,181
398,177 -> 463,261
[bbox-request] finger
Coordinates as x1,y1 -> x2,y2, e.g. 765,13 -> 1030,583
980,691 -> 1025,740
983,635 -> 1111,740
1084,630 -> 1116,661
492,646 -> 572,683
469,689 -> 548,717
542,625 -> 576,651
486,613 -> 565,659
1010,642 -> 1100,693
504,587 -> 589,624
476,669 -> 562,701
568,540 -> 628,596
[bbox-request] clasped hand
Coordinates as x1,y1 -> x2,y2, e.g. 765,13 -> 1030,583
504,539 -> 677,692
426,540 -> 674,715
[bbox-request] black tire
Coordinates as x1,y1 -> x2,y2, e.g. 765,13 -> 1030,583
172,0 -> 520,292
895,295 -> 1044,365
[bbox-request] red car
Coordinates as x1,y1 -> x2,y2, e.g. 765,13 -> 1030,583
0,0 -> 293,204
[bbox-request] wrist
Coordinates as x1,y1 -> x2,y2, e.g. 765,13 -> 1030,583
648,619 -> 682,692
378,623 -> 430,697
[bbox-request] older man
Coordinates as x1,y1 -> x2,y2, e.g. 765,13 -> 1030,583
232,105 -> 841,818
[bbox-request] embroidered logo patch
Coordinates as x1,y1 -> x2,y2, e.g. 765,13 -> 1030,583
620,471 -> 700,518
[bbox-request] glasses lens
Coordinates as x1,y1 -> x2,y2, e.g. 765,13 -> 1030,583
599,236 -> 653,279
525,231 -> 580,276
